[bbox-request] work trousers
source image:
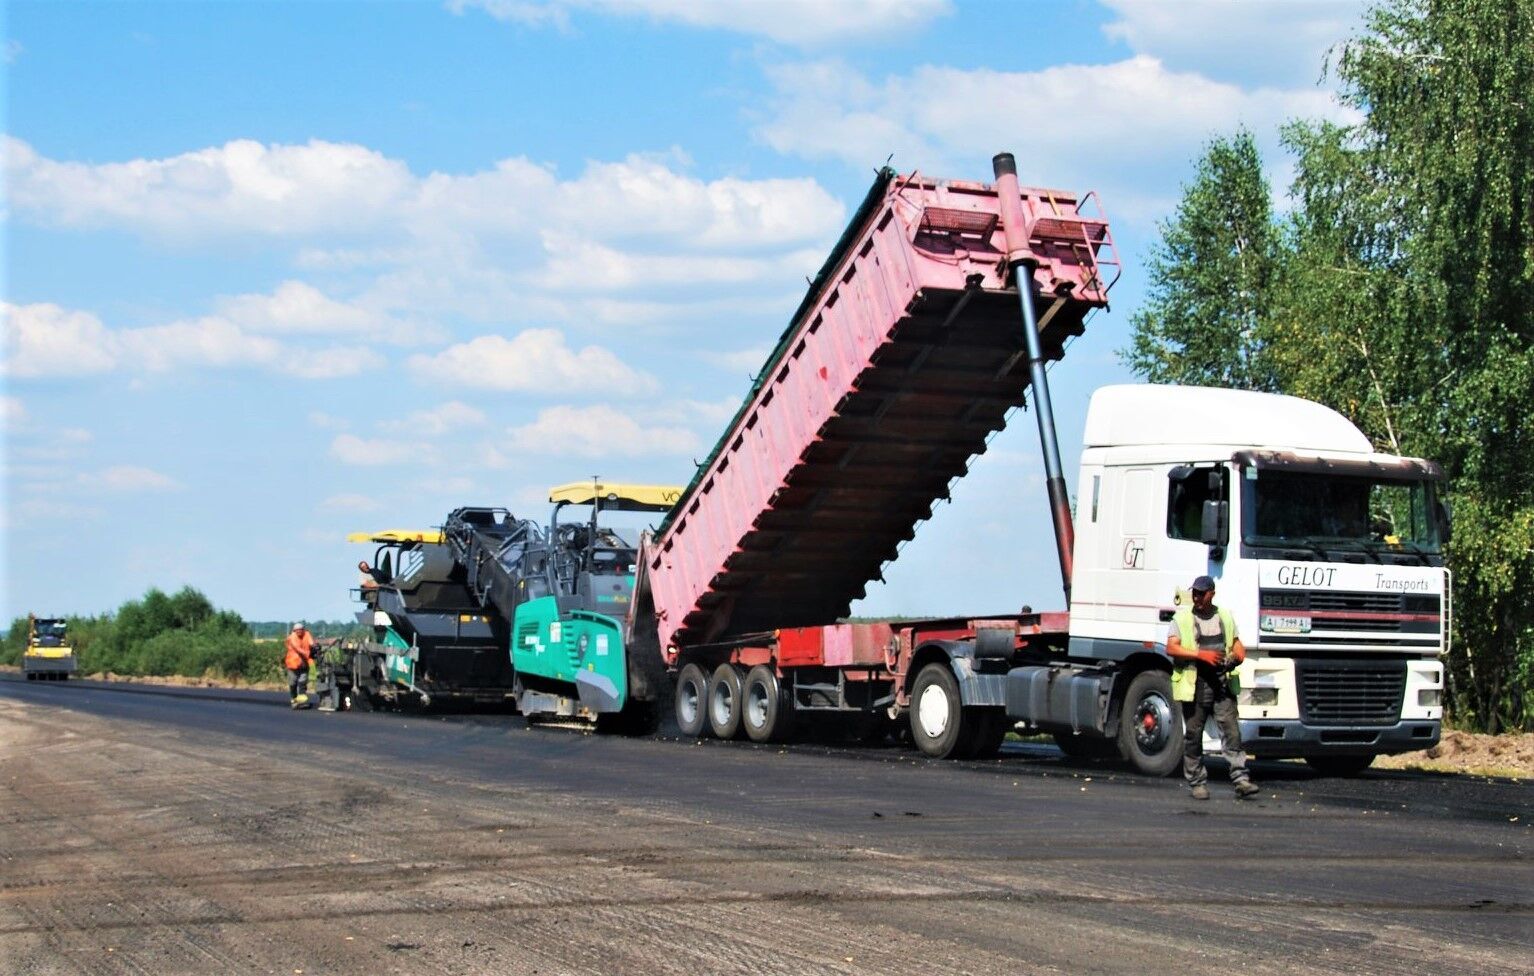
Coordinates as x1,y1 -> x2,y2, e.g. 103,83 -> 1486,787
1182,671 -> 1249,788
287,666 -> 309,700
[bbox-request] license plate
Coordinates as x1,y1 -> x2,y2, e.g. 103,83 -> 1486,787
1260,613 -> 1311,634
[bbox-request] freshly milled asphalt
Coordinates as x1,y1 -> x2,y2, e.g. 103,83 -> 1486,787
1,673 -> 1529,975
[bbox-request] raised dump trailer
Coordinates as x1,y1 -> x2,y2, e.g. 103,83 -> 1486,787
23,615 -> 76,681
628,157 -> 1116,757
632,154 -> 1448,776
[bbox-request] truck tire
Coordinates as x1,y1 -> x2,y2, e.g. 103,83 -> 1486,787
674,663 -> 710,738
742,665 -> 792,743
1053,731 -> 1118,760
1117,669 -> 1183,777
1304,754 -> 1375,777
910,662 -> 971,759
967,711 -> 1010,759
707,664 -> 745,739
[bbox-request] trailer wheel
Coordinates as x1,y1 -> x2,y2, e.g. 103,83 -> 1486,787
1117,670 -> 1183,777
707,664 -> 745,739
674,663 -> 710,738
742,665 -> 792,743
910,663 -> 970,758
1304,755 -> 1375,777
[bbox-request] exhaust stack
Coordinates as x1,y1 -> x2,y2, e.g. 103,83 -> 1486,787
993,152 -> 1075,604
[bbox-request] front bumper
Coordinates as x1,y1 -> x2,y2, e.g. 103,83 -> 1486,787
23,654 -> 77,675
1236,718 -> 1439,758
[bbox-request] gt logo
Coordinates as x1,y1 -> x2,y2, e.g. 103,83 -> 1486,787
1122,537 -> 1146,569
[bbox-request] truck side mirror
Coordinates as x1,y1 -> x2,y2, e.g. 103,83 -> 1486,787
1436,500 -> 1452,544
1200,499 -> 1228,546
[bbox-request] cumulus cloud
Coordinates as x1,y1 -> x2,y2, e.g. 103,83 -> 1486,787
94,465 -> 182,492
329,433 -> 432,466
701,344 -> 772,375
1099,0 -> 1368,89
504,404 -> 700,458
2,302 -> 118,378
379,401 -> 487,436
215,280 -> 436,345
2,396 -> 27,430
754,56 -> 1353,221
1,300 -> 387,380
450,0 -> 952,46
3,136 -> 413,237
5,138 -> 843,253
320,493 -> 384,512
407,328 -> 657,395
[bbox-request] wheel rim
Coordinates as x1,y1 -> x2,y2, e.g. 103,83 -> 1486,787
710,682 -> 734,727
916,683 -> 951,739
746,682 -> 768,730
1132,690 -> 1174,753
678,679 -> 699,726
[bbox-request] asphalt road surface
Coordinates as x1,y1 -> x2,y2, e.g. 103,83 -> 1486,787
1,675 -> 1529,976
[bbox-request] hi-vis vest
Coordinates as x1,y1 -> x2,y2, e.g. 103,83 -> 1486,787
1171,606 -> 1239,702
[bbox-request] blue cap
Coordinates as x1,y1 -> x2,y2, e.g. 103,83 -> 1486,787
1191,575 -> 1216,593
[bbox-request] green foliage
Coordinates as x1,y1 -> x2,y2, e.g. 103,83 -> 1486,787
1126,0 -> 1534,730
4,588 -> 285,684
1123,129 -> 1283,391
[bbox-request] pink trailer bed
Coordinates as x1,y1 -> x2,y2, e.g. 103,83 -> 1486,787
635,166 -> 1118,662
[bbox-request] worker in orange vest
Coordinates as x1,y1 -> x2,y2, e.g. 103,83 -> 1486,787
284,622 -> 316,708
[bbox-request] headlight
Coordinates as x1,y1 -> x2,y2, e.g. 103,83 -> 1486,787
1418,689 -> 1441,707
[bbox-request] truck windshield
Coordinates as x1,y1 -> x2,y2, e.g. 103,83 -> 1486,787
1241,470 -> 1441,553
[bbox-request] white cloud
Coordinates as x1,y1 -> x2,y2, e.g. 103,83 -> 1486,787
1,396 -> 26,430
216,280 -> 434,344
505,404 -> 700,458
6,138 -> 842,254
330,433 -> 431,466
94,465 -> 182,492
644,396 -> 740,427
2,302 -> 118,378
1100,0 -> 1367,89
3,40 -> 22,65
701,344 -> 772,374
2,300 -> 386,380
3,136 -> 413,237
407,329 -> 657,395
755,56 -> 1353,221
450,0 -> 952,46
379,401 -> 487,436
320,493 -> 384,512
309,411 -> 351,430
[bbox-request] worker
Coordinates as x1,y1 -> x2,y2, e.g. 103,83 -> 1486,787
1166,575 -> 1260,800
284,621 -> 316,708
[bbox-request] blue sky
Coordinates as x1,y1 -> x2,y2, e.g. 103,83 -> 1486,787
2,0 -> 1367,624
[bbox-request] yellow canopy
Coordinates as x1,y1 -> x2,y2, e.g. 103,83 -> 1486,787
346,529 -> 445,545
547,482 -> 683,513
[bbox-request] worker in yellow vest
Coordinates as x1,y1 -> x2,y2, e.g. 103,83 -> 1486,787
1167,575 -> 1260,800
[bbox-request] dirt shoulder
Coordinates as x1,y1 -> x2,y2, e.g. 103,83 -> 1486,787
1374,729 -> 1534,779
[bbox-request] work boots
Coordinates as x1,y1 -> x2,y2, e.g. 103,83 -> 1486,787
1234,780 -> 1260,799
1190,784 -> 1211,801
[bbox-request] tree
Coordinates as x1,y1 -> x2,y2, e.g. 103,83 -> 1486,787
1294,0 -> 1534,731
1125,0 -> 1534,730
1124,129 -> 1283,390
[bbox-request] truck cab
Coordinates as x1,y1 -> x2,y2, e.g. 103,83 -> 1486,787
1067,386 -> 1447,772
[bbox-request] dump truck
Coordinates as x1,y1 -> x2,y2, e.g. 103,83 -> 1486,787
22,615 -> 76,681
627,154 -> 1448,776
342,482 -> 677,730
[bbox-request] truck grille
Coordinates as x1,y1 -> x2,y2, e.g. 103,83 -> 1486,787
1296,658 -> 1406,725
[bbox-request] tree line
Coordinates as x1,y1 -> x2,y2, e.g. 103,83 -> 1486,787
1127,0 -> 1532,730
1,587 -> 352,683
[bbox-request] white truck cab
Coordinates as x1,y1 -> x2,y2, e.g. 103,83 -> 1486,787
1066,386 -> 1446,772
